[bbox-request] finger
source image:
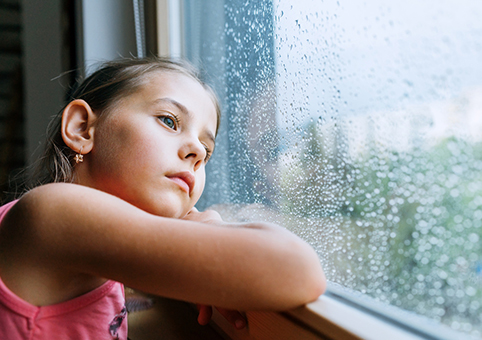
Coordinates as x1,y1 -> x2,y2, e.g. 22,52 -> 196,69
197,210 -> 223,224
215,307 -> 246,330
182,207 -> 199,221
196,304 -> 213,326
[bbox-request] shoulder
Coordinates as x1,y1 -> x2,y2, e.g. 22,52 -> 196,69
19,182 -> 115,206
1,183 -> 105,240
12,183 -> 134,220
0,182 -> 153,271
2,183 -> 147,248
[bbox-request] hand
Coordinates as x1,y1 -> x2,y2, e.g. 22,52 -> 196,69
182,207 -> 223,225
196,304 -> 246,330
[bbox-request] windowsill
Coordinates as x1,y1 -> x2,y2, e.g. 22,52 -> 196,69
210,296 -> 417,340
209,284 -> 467,340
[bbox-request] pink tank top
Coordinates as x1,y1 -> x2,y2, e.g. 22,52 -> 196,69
0,200 -> 128,340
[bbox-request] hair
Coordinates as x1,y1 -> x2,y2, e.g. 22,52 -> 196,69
27,57 -> 221,189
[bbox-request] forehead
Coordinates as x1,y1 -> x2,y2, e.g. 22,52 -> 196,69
137,71 -> 218,129
146,71 -> 213,105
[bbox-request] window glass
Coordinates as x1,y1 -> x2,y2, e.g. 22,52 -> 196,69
183,1 -> 482,337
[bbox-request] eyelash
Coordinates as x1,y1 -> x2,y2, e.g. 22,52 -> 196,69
203,145 -> 213,162
158,113 -> 180,130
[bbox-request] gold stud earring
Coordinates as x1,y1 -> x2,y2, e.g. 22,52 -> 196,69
74,146 -> 84,164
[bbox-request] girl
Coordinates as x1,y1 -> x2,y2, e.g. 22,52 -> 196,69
0,57 -> 325,339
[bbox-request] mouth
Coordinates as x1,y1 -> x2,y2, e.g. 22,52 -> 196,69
167,171 -> 195,195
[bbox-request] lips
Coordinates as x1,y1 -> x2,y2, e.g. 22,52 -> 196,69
167,171 -> 195,194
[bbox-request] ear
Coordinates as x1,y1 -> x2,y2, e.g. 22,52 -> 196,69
61,99 -> 96,155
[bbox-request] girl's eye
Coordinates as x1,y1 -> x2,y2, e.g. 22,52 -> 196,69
159,115 -> 179,130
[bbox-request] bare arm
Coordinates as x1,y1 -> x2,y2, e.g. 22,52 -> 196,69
0,183 -> 325,311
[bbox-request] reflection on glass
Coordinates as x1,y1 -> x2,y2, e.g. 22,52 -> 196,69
184,0 -> 482,337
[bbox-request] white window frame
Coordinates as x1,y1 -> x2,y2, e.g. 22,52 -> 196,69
154,3 -> 475,339
156,0 -> 183,57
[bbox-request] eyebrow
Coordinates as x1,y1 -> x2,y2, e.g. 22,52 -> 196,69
153,98 -> 190,117
153,98 -> 216,144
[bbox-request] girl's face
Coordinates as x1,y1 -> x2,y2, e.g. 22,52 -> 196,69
77,72 -> 217,218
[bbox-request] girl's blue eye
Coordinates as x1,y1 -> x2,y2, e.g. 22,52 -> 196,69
159,115 -> 178,130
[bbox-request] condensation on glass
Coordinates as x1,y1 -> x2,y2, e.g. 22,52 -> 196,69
183,0 -> 482,337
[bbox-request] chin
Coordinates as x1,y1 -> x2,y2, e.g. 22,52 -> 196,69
129,190 -> 193,218
148,199 -> 190,219
145,205 -> 184,218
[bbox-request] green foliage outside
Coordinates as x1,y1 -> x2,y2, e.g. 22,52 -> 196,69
280,119 -> 482,336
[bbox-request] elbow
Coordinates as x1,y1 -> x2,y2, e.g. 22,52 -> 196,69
309,266 -> 327,301
301,250 -> 327,303
245,225 -> 327,310
281,239 -> 327,308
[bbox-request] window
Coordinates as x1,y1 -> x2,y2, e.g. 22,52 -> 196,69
178,1 -> 482,338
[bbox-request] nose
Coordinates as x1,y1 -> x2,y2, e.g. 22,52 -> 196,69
179,137 -> 206,171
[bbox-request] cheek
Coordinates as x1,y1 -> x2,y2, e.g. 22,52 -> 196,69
91,122 -> 145,177
98,119 -> 151,160
193,169 -> 206,199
